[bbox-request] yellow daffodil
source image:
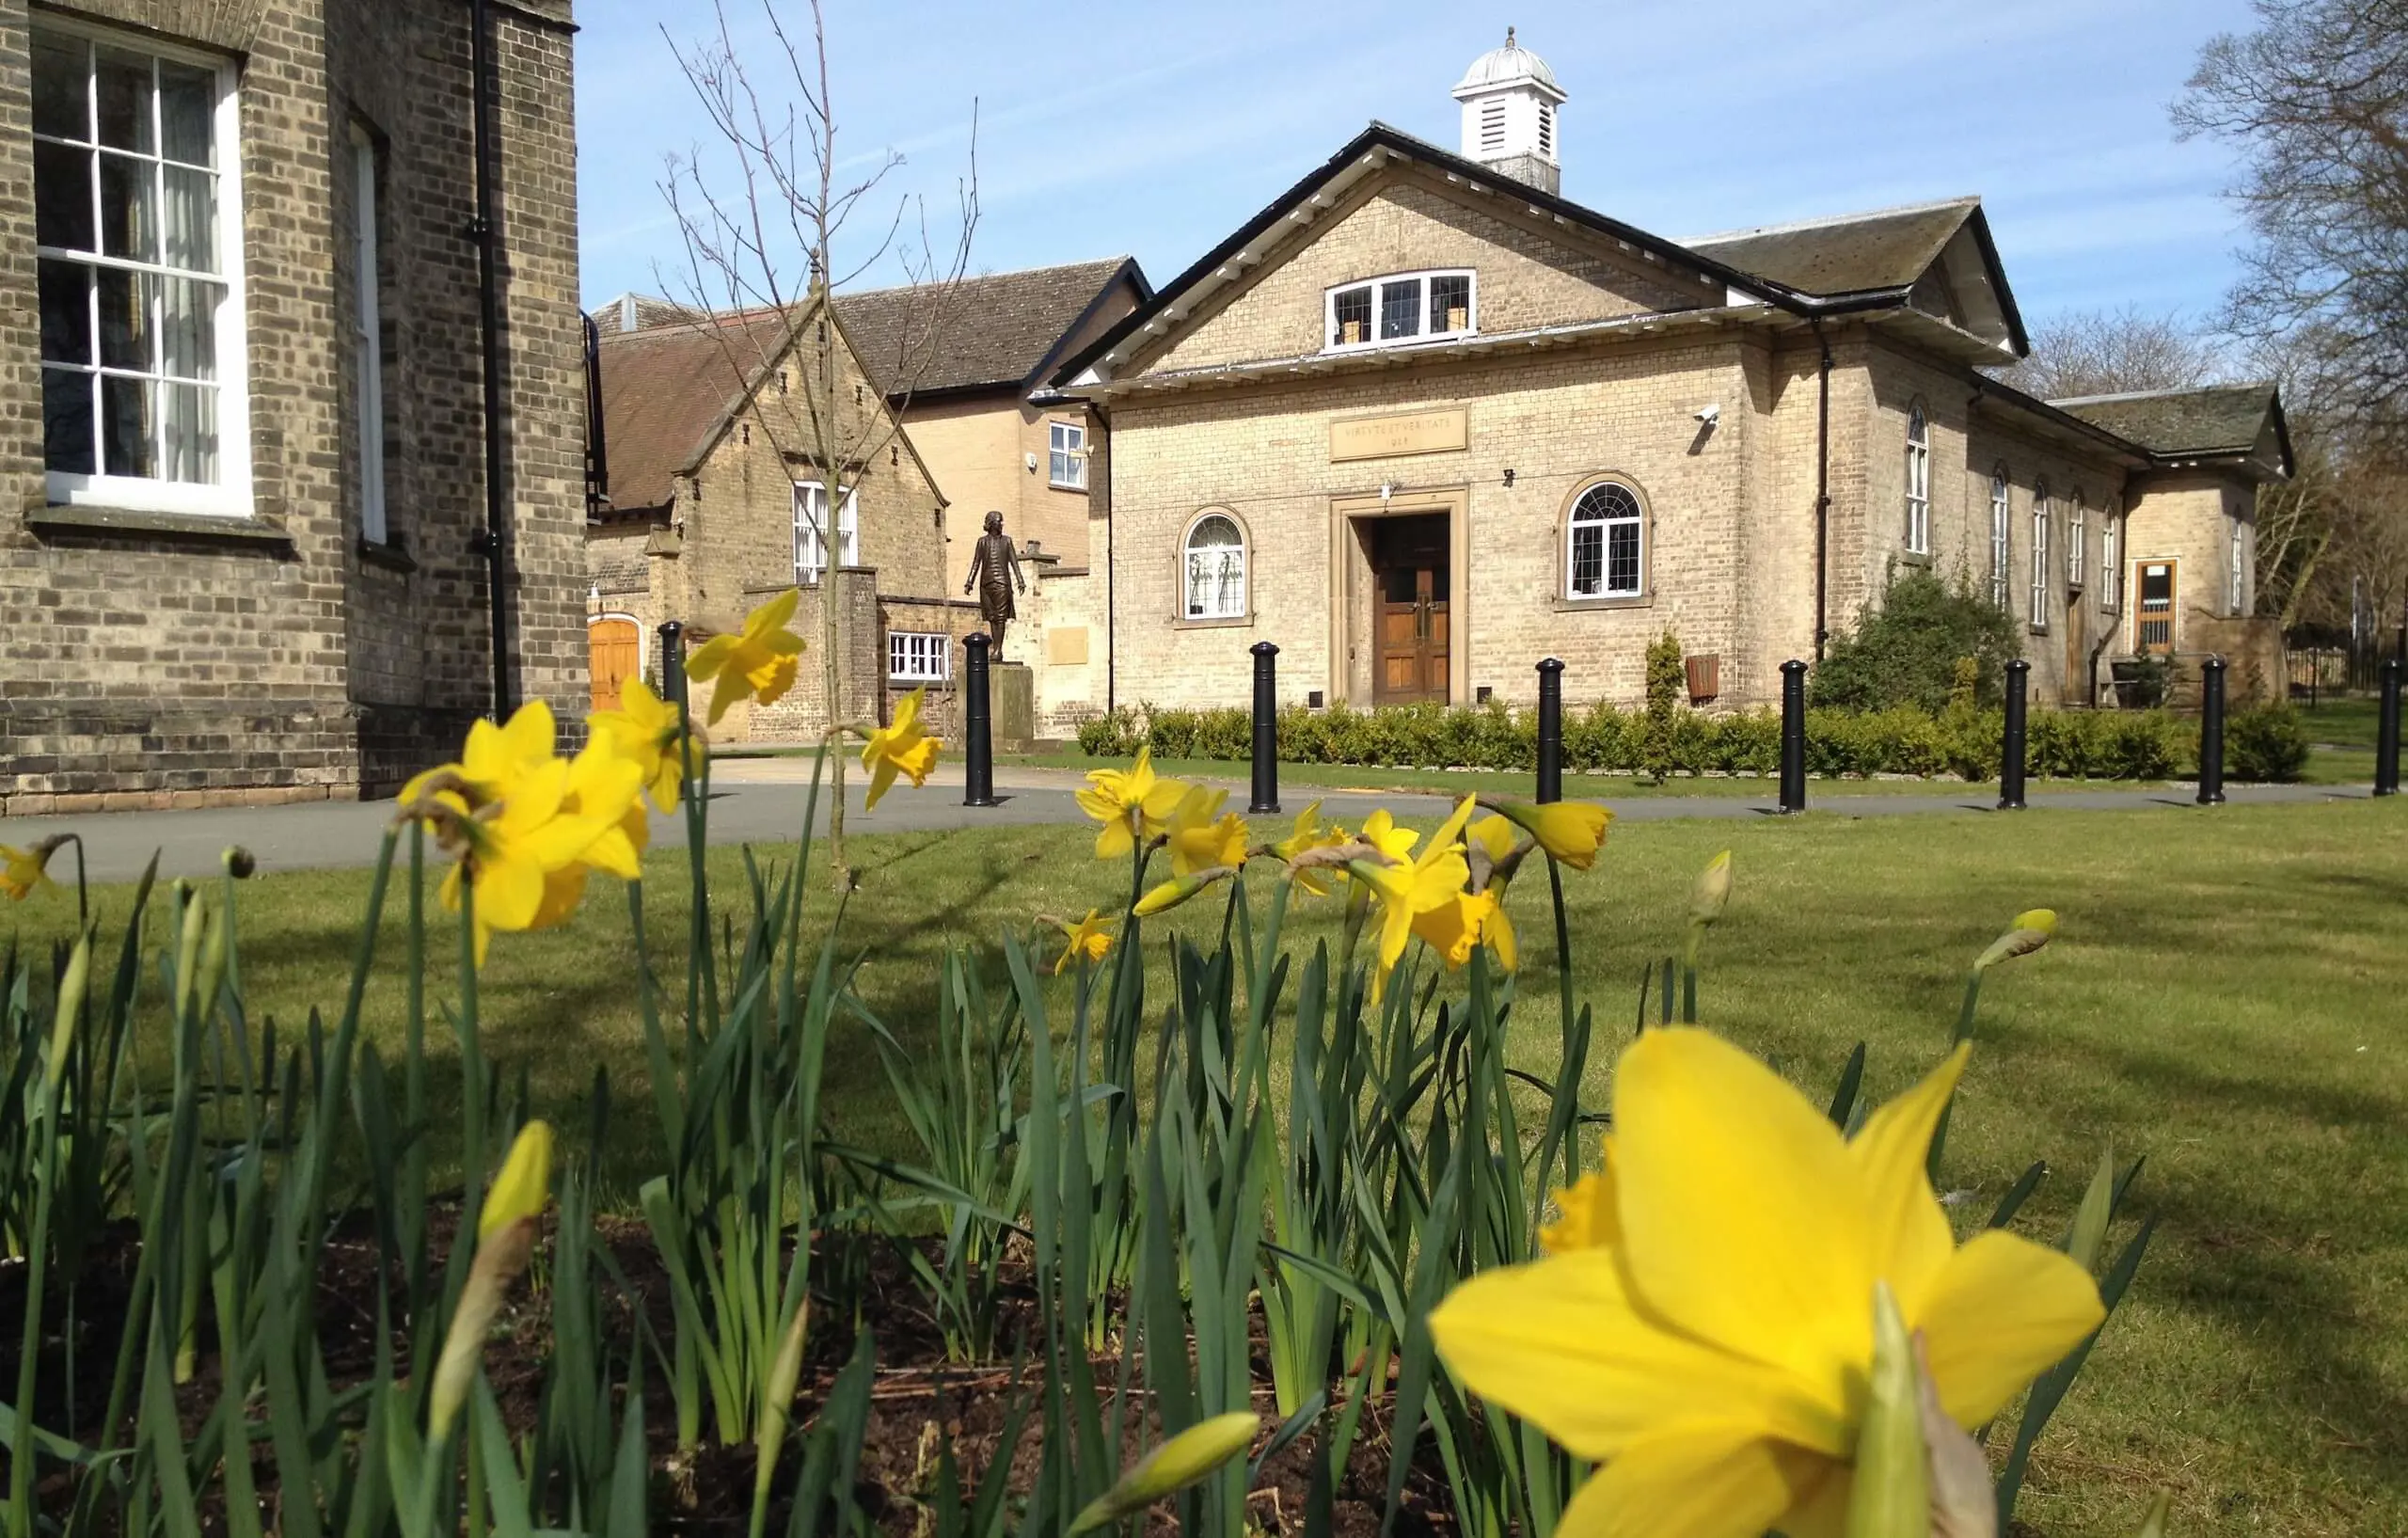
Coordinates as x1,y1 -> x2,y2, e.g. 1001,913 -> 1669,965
1411,887 -> 1505,971
1489,798 -> 1612,870
2,836 -> 64,901
589,676 -> 697,812
1075,748 -> 1190,861
530,741 -> 648,931
1069,1412 -> 1261,1535
1164,785 -> 1249,878
684,588 -> 805,725
429,758 -> 620,967
1430,1030 -> 2103,1538
861,686 -> 942,811
401,698 -> 562,813
1273,800 -> 1352,896
1539,1163 -> 1619,1255
1053,910 -> 1115,975
1464,815 -> 1524,970
1350,798 -> 1476,1003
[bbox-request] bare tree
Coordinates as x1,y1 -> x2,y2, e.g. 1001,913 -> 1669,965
2175,0 -> 2408,448
1988,307 -> 2225,401
659,0 -> 976,884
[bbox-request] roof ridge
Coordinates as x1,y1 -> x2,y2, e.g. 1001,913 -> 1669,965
2048,382 -> 2266,405
831,256 -> 1133,306
1679,196 -> 1981,247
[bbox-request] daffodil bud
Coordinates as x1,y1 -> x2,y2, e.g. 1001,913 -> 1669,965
174,886 -> 206,1023
1133,866 -> 1234,917
1068,1411 -> 1259,1534
1974,908 -> 2056,971
44,934 -> 91,1092
426,1217 -> 535,1446
479,1120 -> 555,1241
1846,1282 -> 1927,1538
1689,849 -> 1734,927
223,845 -> 257,880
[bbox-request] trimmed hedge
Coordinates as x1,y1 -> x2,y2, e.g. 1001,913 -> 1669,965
1073,699 -> 2258,782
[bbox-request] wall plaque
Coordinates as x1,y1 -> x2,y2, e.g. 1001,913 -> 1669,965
1328,407 -> 1468,463
1047,626 -> 1090,665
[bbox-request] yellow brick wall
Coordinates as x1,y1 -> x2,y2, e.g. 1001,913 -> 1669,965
2125,472 -> 2255,654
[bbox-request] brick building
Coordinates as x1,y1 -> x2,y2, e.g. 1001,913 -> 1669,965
0,0 -> 588,815
1033,34 -> 2289,725
584,295 -> 953,743
587,260 -> 1147,740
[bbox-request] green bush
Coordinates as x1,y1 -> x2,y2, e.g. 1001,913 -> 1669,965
2225,705 -> 2310,783
1811,570 -> 2022,713
1080,698 -> 2189,783
1643,631 -> 1686,782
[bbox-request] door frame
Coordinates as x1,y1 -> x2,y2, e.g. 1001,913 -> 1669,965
2132,557 -> 2178,656
588,612 -> 644,710
1328,486 -> 1468,706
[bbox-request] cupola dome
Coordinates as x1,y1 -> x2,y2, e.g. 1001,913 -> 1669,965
1450,28 -> 1566,195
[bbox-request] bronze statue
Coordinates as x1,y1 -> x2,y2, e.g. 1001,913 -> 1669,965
963,509 -> 1027,659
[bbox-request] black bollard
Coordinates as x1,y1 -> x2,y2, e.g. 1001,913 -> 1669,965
1777,659 -> 1808,814
1998,658 -> 2030,811
2376,658 -> 2401,797
962,631 -> 1000,808
1248,641 -> 1281,814
657,620 -> 687,710
2196,656 -> 2227,806
1536,657 -> 1565,803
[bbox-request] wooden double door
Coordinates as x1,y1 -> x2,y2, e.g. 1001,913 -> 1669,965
589,618 -> 641,710
1372,515 -> 1449,704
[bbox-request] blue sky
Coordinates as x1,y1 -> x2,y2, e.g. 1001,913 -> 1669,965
576,0 -> 2261,332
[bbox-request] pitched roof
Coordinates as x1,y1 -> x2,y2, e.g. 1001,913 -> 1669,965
1682,198 -> 1980,297
2048,384 -> 2283,458
594,310 -> 795,513
833,258 -> 1145,397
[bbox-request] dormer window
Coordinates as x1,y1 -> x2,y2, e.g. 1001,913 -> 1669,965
1325,271 -> 1476,351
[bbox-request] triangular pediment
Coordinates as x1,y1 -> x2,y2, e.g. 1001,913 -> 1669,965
1057,124 -> 1777,388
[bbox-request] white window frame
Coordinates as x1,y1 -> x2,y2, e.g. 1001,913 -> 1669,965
1988,466 -> 2011,610
2229,515 -> 2247,615
1903,403 -> 1931,555
35,18 -> 251,517
1323,269 -> 1477,354
793,480 -> 859,584
887,630 -> 951,682
2029,486 -> 2052,633
1047,419 -> 1086,490
2099,505 -> 2120,611
2067,494 -> 2086,589
1181,511 -> 1247,621
351,124 -> 387,545
1564,479 -> 1645,600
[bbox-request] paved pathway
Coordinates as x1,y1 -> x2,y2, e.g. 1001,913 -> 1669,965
0,759 -> 2370,884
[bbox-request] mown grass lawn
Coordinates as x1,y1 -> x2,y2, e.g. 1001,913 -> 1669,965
6,797 -> 2403,1538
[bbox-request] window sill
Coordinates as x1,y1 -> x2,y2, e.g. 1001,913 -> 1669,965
1554,592 -> 1653,612
2028,623 -> 2052,636
1047,482 -> 1089,494
27,504 -> 292,547
1174,613 -> 1253,631
359,537 -> 416,574
1898,549 -> 1933,566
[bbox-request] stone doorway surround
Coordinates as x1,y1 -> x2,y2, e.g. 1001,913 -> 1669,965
1327,485 -> 1469,706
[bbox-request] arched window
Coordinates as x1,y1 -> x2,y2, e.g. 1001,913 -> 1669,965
2029,482 -> 2052,631
1904,404 -> 1932,555
1565,480 -> 1644,599
1988,466 -> 2011,610
1182,512 -> 1246,620
2067,492 -> 2087,588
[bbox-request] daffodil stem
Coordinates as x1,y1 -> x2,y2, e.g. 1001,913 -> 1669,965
1548,856 -> 1574,1039
65,831 -> 87,931
1954,969 -> 1984,1047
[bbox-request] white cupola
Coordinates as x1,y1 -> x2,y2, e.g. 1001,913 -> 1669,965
1451,27 -> 1565,196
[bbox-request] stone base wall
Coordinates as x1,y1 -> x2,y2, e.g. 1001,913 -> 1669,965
0,701 -> 363,815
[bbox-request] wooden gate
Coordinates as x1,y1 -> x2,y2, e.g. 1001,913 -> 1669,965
589,618 -> 640,711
